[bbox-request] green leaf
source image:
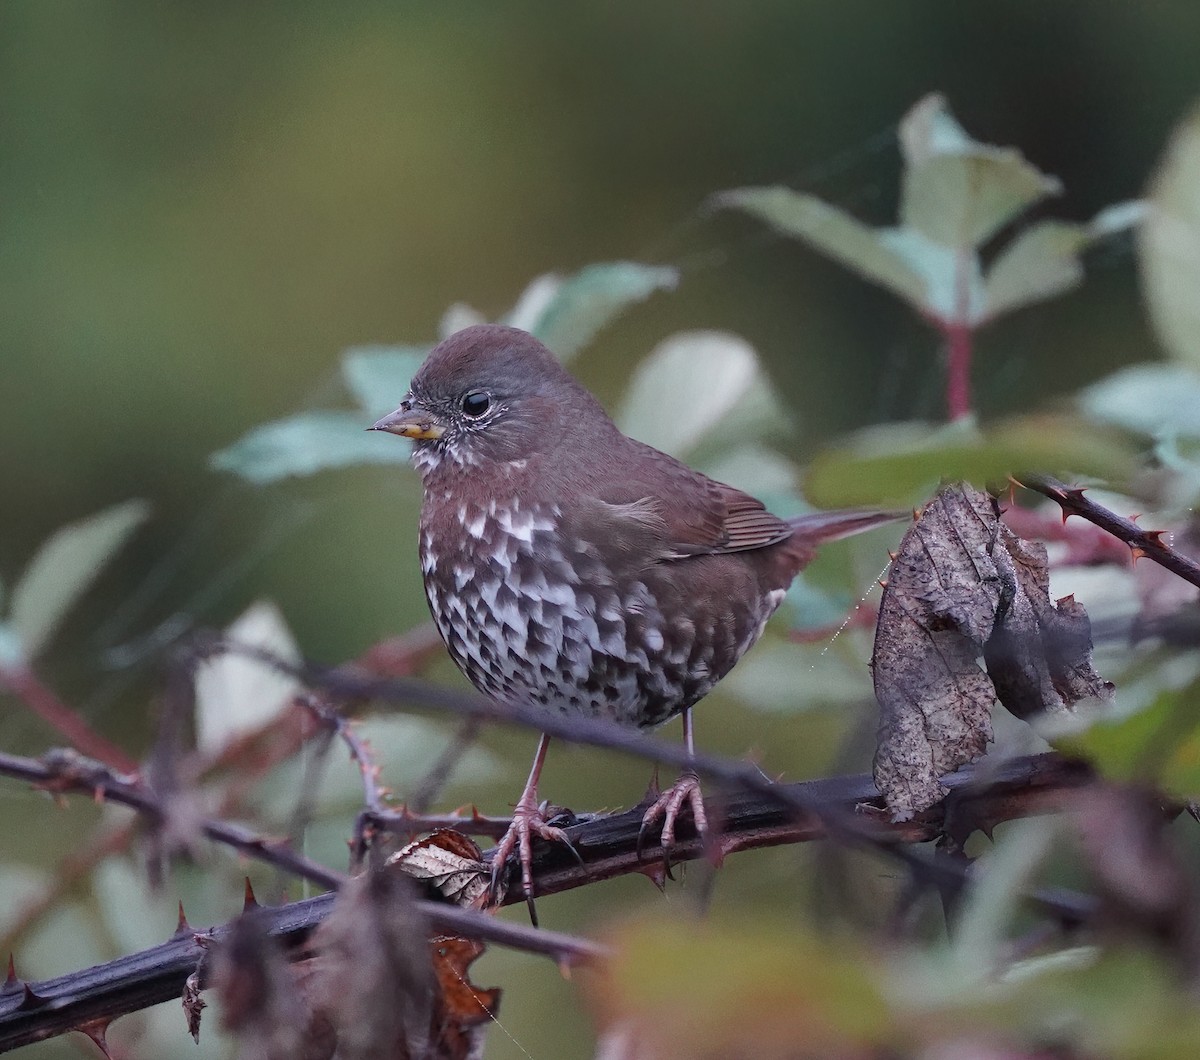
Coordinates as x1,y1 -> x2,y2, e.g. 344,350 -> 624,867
1047,679 -> 1200,798
211,411 -> 410,484
194,601 -> 302,755
877,226 -> 985,323
982,220 -> 1088,321
716,187 -> 927,309
524,261 -> 678,360
616,331 -> 761,458
805,416 -> 1134,508
9,499 -> 150,660
598,916 -> 889,1056
438,301 -> 487,339
1141,103 -> 1200,371
983,203 -> 1145,323
0,624 -> 23,668
502,273 -> 565,334
1079,363 -> 1200,439
341,345 -> 429,418
898,93 -> 1061,249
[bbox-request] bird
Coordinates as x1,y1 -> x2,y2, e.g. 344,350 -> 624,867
370,323 -> 895,916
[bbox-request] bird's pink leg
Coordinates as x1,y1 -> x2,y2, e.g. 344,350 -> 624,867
489,733 -> 576,924
639,709 -> 709,870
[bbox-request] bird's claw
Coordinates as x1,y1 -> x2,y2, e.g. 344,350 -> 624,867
488,797 -> 577,926
637,770 -> 708,879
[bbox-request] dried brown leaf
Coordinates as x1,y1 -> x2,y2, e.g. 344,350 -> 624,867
386,829 -> 490,909
212,910 -> 306,1060
307,868 -> 434,1060
873,483 -> 1111,820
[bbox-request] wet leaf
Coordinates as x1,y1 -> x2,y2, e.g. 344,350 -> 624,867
9,499 -> 150,660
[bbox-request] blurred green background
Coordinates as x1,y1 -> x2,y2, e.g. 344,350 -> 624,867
1,3 -> 1197,1057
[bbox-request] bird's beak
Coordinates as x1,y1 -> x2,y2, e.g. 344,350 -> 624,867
369,399 -> 446,440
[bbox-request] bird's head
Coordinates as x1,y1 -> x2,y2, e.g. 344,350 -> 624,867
370,324 -> 608,478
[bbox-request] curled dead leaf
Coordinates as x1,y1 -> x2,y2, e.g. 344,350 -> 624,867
873,483 -> 1112,821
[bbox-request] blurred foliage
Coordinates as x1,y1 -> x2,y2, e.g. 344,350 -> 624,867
5,4 -> 1200,1058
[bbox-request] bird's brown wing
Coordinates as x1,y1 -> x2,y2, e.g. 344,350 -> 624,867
579,440 -> 793,562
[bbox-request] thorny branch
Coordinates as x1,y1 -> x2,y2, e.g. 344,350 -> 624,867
0,750 -> 1096,1051
1023,474 -> 1200,590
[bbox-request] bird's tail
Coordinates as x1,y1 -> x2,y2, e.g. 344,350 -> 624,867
780,508 -> 904,575
786,508 -> 904,546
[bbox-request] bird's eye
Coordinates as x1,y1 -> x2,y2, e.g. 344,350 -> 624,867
461,390 -> 491,418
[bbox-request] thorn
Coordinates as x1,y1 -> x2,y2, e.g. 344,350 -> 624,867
174,900 -> 192,937
1129,513 -> 1142,523
887,550 -> 898,562
1060,507 -> 1072,525
1142,529 -> 1169,548
75,1018 -> 114,1059
557,957 -> 573,981
1131,546 -> 1147,563
18,983 -> 47,1010
638,863 -> 668,892
877,579 -> 888,590
1064,487 -> 1088,502
911,507 -> 923,522
4,955 -> 18,990
242,877 -> 259,912
1055,594 -> 1076,607
1007,474 -> 1026,491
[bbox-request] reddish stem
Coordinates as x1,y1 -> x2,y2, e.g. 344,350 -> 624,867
0,665 -> 138,774
943,320 -> 973,422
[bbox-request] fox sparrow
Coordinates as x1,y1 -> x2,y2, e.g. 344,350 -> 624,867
371,323 -> 894,914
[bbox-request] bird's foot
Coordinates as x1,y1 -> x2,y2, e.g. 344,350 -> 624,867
638,769 -> 710,878
488,792 -> 580,925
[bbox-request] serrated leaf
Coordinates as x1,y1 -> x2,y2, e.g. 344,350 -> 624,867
195,601 -> 301,755
1079,362 -> 1200,438
341,346 -> 428,418
1141,103 -> 1200,371
805,416 -> 1134,508
717,187 -> 927,308
616,331 -> 759,458
527,261 -> 678,360
8,499 -> 150,660
211,411 -> 410,484
899,93 -> 1061,248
